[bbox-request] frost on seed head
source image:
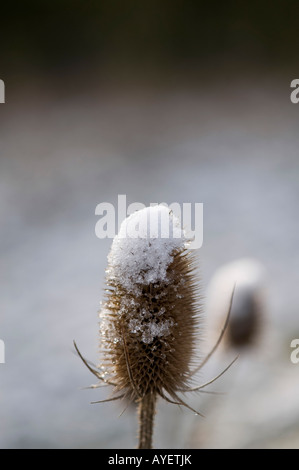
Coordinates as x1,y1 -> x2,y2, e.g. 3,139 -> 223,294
107,205 -> 187,294
128,317 -> 174,344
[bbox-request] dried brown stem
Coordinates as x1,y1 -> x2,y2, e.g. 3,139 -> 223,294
137,392 -> 157,449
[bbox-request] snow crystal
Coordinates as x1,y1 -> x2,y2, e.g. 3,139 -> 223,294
129,317 -> 174,344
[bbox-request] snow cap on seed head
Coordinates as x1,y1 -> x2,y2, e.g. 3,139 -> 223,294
107,205 -> 188,293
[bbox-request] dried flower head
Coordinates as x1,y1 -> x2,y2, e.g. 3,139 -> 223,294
100,205 -> 200,403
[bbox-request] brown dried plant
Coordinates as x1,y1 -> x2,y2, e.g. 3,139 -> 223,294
74,206 -> 237,449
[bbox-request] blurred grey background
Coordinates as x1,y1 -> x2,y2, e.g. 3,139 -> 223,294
1,1 -> 299,448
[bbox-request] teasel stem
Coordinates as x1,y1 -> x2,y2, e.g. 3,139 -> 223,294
138,392 -> 157,449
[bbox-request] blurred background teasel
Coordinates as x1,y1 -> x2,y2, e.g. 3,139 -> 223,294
1,0 -> 299,449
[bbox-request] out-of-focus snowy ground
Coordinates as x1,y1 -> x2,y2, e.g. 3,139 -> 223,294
0,72 -> 299,448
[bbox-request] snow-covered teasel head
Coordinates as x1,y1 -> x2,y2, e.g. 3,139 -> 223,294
99,204 -> 201,402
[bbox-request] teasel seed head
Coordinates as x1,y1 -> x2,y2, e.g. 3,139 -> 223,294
206,258 -> 266,350
99,205 -> 201,403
